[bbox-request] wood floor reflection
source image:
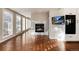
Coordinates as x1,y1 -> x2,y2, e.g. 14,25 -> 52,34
1,30 -> 79,51
65,42 -> 79,51
0,31 -> 62,51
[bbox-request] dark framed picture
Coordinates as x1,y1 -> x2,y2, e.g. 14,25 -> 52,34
52,16 -> 64,25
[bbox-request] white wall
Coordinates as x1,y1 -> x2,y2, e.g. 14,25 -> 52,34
0,9 -> 3,41
49,8 -> 79,41
31,12 -> 49,35
31,12 -> 48,21
49,9 -> 65,41
63,8 -> 79,41
31,20 -> 48,35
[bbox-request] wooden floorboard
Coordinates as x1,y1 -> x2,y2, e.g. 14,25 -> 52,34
0,30 -> 79,51
65,42 -> 79,51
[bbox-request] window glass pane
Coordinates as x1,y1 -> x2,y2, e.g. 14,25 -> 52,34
16,14 -> 21,33
26,19 -> 31,29
3,9 -> 13,38
22,17 -> 25,31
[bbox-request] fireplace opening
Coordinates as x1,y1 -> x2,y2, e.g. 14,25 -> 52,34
35,24 -> 44,32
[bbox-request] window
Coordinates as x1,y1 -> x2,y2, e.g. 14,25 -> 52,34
16,14 -> 21,33
22,17 -> 26,31
2,9 -> 13,38
26,19 -> 31,29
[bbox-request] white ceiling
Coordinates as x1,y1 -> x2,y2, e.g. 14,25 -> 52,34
11,8 -> 50,13
10,8 -> 60,17
31,8 -> 61,13
30,8 -> 50,13
10,8 -> 31,17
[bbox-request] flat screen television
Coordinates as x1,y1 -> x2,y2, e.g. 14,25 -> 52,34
52,16 -> 64,24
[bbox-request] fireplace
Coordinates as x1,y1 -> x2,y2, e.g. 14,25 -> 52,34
35,24 -> 44,32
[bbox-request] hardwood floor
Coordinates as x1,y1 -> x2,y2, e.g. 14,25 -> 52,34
0,30 -> 79,51
65,42 -> 79,51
